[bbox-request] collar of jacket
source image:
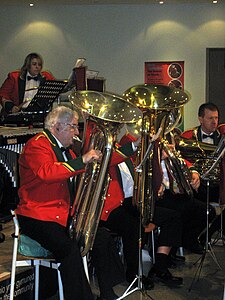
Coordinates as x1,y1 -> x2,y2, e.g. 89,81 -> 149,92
42,129 -> 65,162
19,71 -> 45,81
197,126 -> 221,145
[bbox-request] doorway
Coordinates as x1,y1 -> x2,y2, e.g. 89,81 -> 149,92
206,48 -> 225,124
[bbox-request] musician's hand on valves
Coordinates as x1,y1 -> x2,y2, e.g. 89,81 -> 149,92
82,149 -> 102,164
11,105 -> 20,113
190,171 -> 200,191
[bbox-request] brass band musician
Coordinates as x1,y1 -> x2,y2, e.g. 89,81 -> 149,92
15,106 -> 126,300
180,102 -> 225,240
100,132 -> 184,288
0,52 -> 55,115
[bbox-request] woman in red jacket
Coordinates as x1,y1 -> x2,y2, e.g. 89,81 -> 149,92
0,52 -> 55,114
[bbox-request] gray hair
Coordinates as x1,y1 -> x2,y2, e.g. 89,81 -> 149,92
45,106 -> 79,129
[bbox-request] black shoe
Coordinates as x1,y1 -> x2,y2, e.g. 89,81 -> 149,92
142,275 -> 154,290
126,274 -> 154,290
96,293 -> 118,300
188,242 -> 204,254
96,289 -> 118,300
148,267 -> 183,287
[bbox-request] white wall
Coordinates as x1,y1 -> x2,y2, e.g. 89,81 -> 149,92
0,3 -> 225,129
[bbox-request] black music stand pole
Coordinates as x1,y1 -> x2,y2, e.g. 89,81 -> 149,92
188,178 -> 222,292
117,131 -> 162,299
117,197 -> 153,300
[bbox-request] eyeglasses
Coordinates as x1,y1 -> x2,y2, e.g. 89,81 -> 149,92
61,123 -> 79,130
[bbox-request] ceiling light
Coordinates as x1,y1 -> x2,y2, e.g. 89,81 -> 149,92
159,1 -> 164,4
212,0 -> 218,3
29,3 -> 34,6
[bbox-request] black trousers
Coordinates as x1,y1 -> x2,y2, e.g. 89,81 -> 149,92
100,197 -> 182,278
18,215 -> 124,299
156,189 -> 216,248
91,227 -> 125,295
18,215 -> 94,300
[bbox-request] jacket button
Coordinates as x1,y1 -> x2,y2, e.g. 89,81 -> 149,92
107,194 -> 110,197
105,210 -> 109,214
56,215 -> 60,219
59,202 -> 62,205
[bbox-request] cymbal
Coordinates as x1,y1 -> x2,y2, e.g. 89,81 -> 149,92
123,84 -> 190,111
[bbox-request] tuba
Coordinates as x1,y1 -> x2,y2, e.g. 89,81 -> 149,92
67,90 -> 143,256
162,138 -> 194,197
175,131 -> 224,185
197,134 -> 225,184
123,84 -> 190,226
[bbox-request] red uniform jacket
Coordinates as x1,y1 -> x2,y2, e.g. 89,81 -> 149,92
16,130 -> 136,226
100,134 -> 136,221
16,130 -> 85,227
0,70 -> 55,107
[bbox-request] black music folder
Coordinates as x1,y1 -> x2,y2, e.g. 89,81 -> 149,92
21,80 -> 68,113
2,80 -> 68,126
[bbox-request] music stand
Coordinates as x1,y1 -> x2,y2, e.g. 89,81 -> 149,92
22,80 -> 68,114
2,80 -> 68,127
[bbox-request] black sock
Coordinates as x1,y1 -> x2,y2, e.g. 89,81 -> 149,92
169,247 -> 178,256
154,253 -> 168,273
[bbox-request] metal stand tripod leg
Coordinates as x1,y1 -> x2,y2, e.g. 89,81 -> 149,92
189,180 -> 222,292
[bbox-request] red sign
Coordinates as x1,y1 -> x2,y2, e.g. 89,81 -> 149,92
144,61 -> 184,89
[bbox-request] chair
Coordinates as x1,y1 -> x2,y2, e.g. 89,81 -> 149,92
9,210 -> 64,300
9,211 -> 89,300
210,202 -> 225,245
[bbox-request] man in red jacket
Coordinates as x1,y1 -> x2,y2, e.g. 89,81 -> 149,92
180,102 -> 225,242
0,52 -> 55,114
16,106 -> 126,300
180,102 -> 225,203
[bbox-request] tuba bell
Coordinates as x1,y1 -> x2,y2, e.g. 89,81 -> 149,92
123,84 -> 190,226
67,90 -> 143,256
174,130 -> 223,185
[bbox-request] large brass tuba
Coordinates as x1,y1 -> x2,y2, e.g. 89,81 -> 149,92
175,131 -> 225,185
123,84 -> 190,225
68,90 -> 143,256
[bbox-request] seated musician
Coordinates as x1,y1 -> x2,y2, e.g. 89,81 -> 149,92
0,52 -> 55,115
180,102 -> 225,240
156,141 -> 216,255
99,132 -> 184,289
15,106 -> 128,300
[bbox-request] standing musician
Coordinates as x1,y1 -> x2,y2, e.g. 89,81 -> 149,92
15,106 -> 126,300
180,102 -> 225,239
0,52 -> 55,114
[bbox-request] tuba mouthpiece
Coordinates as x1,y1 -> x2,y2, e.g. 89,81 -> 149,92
73,136 -> 82,143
